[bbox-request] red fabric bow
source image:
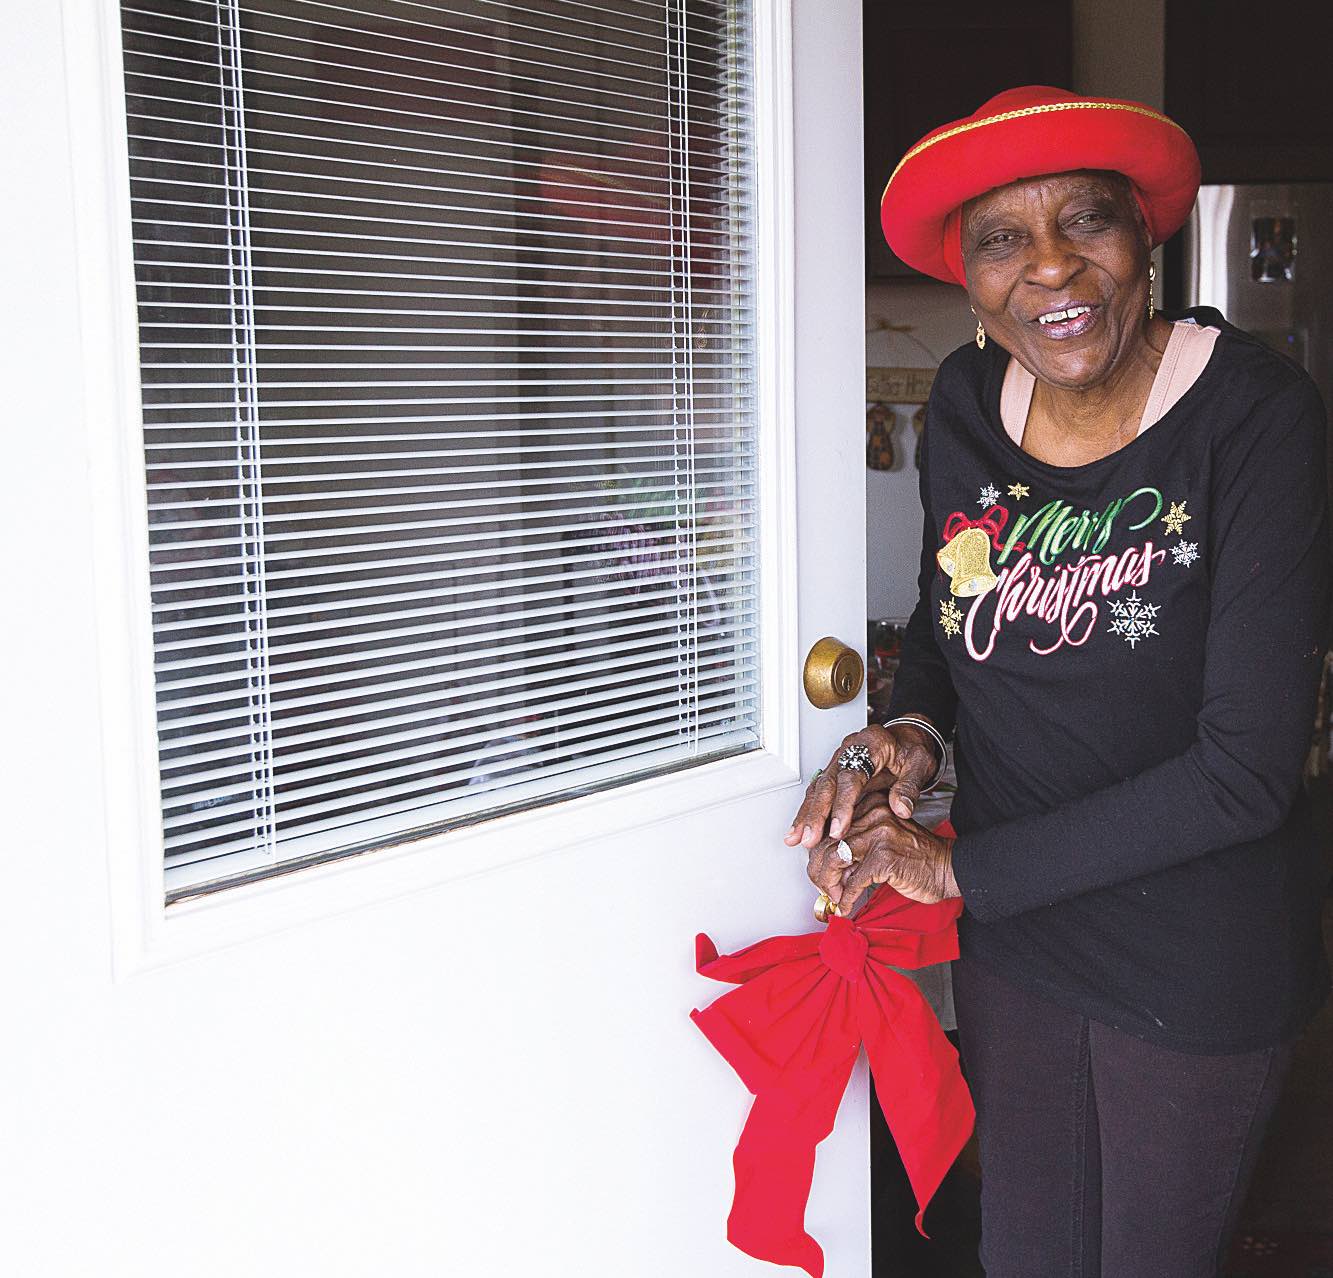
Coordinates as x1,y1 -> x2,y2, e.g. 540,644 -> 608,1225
691,864 -> 974,1277
942,504 -> 1017,552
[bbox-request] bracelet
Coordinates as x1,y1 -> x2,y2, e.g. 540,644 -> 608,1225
881,715 -> 948,794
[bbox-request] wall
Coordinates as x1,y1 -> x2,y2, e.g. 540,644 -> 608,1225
865,286 -> 973,620
864,0 -> 1167,622
1071,0 -> 1164,110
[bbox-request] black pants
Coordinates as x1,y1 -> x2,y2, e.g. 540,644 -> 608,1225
951,957 -> 1294,1278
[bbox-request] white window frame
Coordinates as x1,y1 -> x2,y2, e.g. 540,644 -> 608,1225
62,0 -> 800,977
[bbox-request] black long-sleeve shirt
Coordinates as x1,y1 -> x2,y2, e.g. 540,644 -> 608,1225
887,308 -> 1332,1052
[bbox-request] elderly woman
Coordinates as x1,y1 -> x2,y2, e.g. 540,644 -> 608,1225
787,87 -> 1331,1274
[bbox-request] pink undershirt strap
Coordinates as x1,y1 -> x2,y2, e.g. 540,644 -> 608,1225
999,320 -> 1221,449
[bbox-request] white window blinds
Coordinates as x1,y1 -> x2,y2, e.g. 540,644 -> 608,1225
120,0 -> 760,901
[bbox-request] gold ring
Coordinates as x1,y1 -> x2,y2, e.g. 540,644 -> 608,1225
814,892 -> 838,924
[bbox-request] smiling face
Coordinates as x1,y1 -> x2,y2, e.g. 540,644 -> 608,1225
961,171 -> 1155,391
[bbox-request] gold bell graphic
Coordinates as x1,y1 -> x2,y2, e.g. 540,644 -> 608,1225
937,527 -> 998,597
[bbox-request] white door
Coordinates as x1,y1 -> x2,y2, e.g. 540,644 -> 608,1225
3,1 -> 868,1275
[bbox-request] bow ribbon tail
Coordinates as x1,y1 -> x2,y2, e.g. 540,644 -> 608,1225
860,968 -> 976,1236
725,1055 -> 858,1278
693,941 -> 860,1277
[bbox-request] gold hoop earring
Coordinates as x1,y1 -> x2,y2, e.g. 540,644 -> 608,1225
975,320 -> 986,350
1147,261 -> 1156,321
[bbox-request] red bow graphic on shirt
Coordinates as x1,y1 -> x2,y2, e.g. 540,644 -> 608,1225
692,879 -> 975,1277
942,503 -> 1020,552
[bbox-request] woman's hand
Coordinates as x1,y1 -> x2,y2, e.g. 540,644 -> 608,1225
786,720 -> 942,906
819,792 -> 960,911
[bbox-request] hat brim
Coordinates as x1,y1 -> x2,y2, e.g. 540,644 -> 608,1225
880,99 -> 1201,285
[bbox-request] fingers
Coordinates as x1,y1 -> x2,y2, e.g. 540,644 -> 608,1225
839,851 -> 885,909
839,884 -> 874,918
806,835 -> 858,905
838,825 -> 953,906
834,814 -> 927,908
887,777 -> 922,821
785,728 -> 900,848
827,766 -> 868,841
847,793 -> 892,834
784,769 -> 838,848
857,769 -> 896,800
851,795 -> 890,828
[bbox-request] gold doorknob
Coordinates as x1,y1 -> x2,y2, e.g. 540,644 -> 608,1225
802,636 -> 865,709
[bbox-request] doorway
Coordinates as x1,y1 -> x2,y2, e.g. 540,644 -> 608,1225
859,4 -> 1333,1273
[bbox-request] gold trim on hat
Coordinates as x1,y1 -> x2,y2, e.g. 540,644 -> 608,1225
881,100 -> 1188,203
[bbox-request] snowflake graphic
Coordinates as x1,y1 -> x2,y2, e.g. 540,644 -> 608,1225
1171,540 -> 1200,567
939,598 -> 963,638
978,484 -> 1001,507
1107,590 -> 1160,648
1162,499 -> 1192,536
1007,482 -> 1030,501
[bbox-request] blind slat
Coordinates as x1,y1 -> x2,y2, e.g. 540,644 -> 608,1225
145,478 -> 754,534
158,680 -> 755,796
150,579 -> 757,659
156,618 -> 752,713
140,377 -> 752,398
159,660 -> 757,796
151,545 -> 753,623
145,470 -> 752,523
152,600 -> 759,686
152,579 -> 758,656
162,693 -> 757,847
125,0 -> 732,87
146,494 -> 755,563
163,721 -> 756,882
125,108 -> 748,194
153,529 -> 752,603
147,509 -> 753,577
122,28 -> 738,120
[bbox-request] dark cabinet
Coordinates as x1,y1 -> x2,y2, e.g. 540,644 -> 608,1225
863,1 -> 1072,280
1165,1 -> 1333,184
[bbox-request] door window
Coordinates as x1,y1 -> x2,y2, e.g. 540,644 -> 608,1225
119,0 -> 759,899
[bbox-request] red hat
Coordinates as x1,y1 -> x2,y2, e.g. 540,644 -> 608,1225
879,86 -> 1201,285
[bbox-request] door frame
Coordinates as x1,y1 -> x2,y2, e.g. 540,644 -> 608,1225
61,0 -> 806,977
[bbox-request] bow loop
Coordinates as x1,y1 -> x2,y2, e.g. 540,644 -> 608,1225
942,503 -> 1019,551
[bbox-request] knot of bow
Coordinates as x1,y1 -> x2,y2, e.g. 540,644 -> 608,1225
691,879 -> 975,1277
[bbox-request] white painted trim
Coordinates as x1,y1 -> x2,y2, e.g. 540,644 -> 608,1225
142,748 -> 800,972
65,0 -> 802,977
752,0 -> 801,787
63,0 -> 173,980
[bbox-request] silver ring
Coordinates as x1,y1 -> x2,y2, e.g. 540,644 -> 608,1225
837,744 -> 874,779
836,839 -> 854,865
